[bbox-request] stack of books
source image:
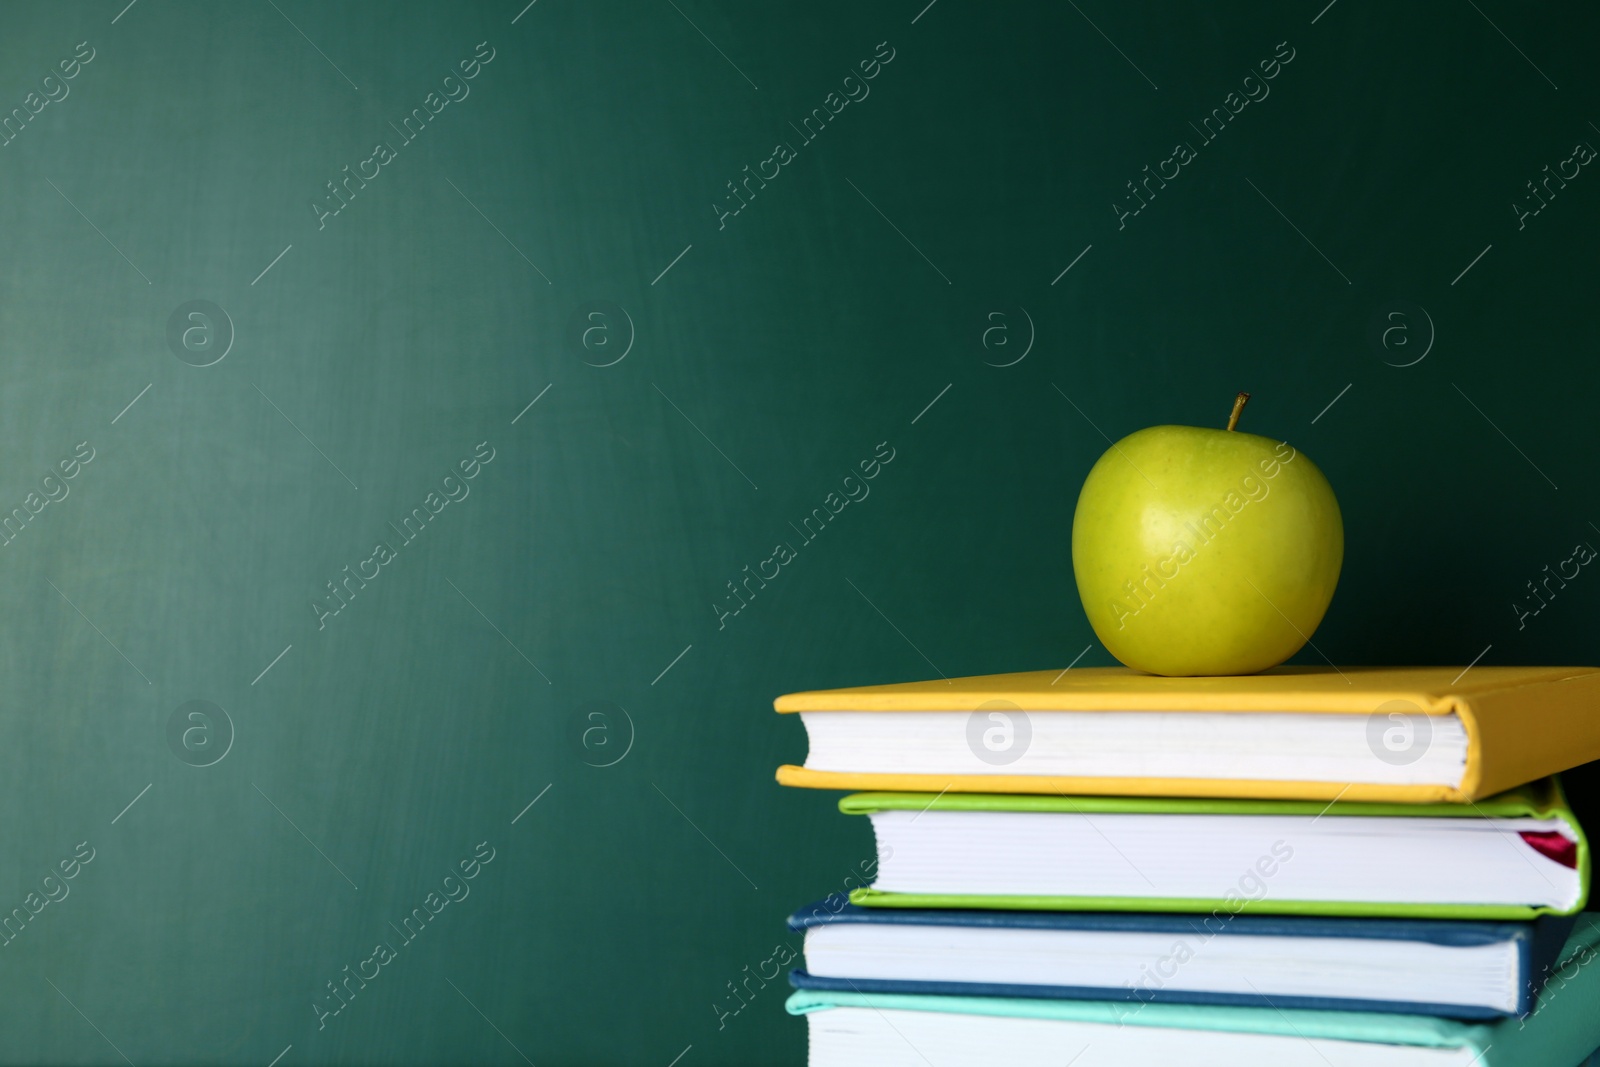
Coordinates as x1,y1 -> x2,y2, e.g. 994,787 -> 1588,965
774,666 -> 1600,1065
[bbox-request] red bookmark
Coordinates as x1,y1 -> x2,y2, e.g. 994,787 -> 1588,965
1520,831 -> 1579,869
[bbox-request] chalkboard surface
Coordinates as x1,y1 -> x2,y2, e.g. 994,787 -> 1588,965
0,2 -> 1597,1063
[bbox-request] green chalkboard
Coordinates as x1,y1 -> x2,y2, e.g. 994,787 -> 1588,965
0,1 -> 1597,1063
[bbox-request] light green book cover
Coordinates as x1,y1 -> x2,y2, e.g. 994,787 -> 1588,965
787,914 -> 1600,1064
842,778 -> 1590,919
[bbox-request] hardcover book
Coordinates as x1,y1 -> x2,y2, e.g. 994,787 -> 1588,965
786,914 -> 1600,1066
836,781 -> 1588,919
774,665 -> 1600,802
787,898 -> 1578,1018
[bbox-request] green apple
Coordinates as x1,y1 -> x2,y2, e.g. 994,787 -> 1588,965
1071,394 -> 1343,676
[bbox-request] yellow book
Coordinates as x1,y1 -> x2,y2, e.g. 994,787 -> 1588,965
774,665 -> 1600,802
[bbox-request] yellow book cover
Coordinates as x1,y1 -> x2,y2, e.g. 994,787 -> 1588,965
774,665 -> 1600,802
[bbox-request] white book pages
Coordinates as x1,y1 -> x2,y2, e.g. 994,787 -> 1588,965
869,809 -> 1581,909
803,923 -> 1521,1012
807,1007 -> 1481,1067
801,710 -> 1470,785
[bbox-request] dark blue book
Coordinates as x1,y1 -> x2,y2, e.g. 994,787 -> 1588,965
786,899 -> 1578,1019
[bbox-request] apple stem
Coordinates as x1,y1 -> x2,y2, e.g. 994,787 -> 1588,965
1226,392 -> 1251,432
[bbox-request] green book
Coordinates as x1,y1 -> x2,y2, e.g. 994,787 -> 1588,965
842,779 -> 1589,919
787,915 -> 1600,1066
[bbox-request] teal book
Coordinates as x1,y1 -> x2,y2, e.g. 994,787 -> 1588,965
786,915 -> 1600,1066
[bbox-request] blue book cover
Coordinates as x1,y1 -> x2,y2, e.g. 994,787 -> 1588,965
787,898 -> 1578,1018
